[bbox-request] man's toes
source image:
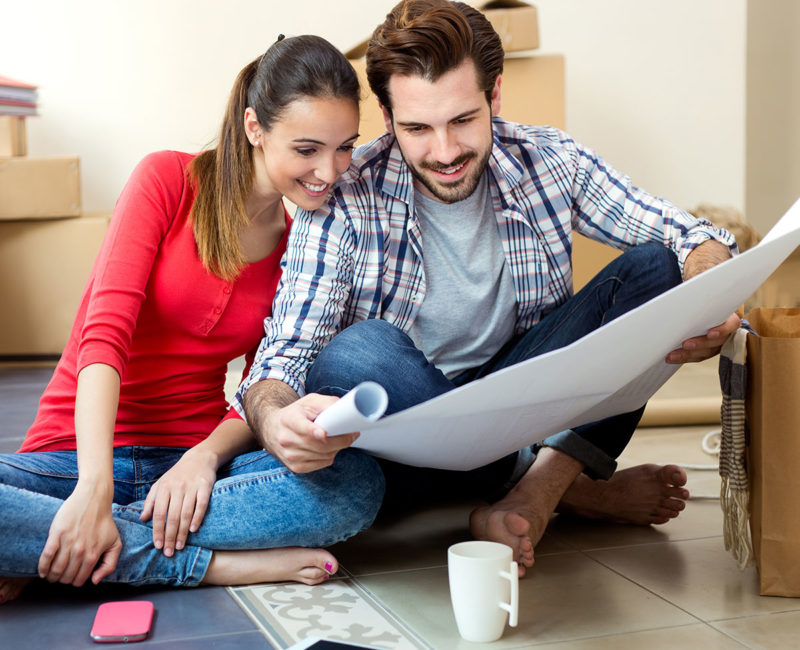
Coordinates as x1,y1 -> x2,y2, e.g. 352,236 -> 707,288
504,511 -> 531,538
663,497 -> 686,513
661,484 -> 690,501
658,464 -> 687,487
652,504 -> 682,520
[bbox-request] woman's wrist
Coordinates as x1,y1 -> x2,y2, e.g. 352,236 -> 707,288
75,473 -> 114,505
183,443 -> 221,471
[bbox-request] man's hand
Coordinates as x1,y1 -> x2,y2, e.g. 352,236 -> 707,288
38,483 -> 122,587
140,446 -> 218,557
666,238 -> 738,364
666,312 -> 741,363
266,394 -> 360,472
245,380 -> 359,473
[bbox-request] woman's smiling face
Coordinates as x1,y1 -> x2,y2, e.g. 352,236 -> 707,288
253,95 -> 360,211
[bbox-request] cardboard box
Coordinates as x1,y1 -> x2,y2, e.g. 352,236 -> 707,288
499,53 -> 564,129
0,155 -> 81,220
0,214 -> 110,356
0,116 -> 26,156
471,0 -> 539,52
572,235 -> 621,291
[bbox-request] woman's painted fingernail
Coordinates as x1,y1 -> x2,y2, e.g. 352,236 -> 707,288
324,561 -> 333,573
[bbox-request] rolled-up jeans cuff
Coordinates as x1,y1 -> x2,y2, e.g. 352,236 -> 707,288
540,429 -> 617,480
508,445 -> 537,486
183,548 -> 213,587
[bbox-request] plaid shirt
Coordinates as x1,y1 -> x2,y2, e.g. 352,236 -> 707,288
235,118 -> 736,405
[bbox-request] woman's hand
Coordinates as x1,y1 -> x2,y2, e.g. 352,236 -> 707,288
38,482 -> 122,586
140,446 -> 218,557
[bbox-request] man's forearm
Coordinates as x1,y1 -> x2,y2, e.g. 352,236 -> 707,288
243,379 -> 299,449
682,239 -> 733,281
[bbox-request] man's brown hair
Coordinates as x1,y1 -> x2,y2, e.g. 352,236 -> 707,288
366,0 -> 504,114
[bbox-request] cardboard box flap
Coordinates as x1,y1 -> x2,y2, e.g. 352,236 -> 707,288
0,116 -> 27,156
472,0 -> 539,51
344,0 -> 539,58
344,39 -> 368,60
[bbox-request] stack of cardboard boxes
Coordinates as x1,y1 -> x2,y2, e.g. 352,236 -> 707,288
346,0 -> 619,290
0,116 -> 109,357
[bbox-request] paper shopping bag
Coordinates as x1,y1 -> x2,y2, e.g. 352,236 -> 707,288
745,307 -> 800,597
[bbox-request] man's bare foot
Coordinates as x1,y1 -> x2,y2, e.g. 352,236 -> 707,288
558,464 -> 690,525
469,447 -> 584,577
469,504 -> 536,578
202,547 -> 337,587
0,577 -> 31,604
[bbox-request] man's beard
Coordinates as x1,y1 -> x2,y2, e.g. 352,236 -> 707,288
404,147 -> 491,204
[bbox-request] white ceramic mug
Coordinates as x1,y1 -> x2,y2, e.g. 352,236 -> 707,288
447,541 -> 519,642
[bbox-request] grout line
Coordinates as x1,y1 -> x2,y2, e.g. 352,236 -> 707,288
580,547 -> 710,627
702,621 -> 759,650
505,621 -> 752,649
707,607 -> 800,623
337,562 -> 446,579
573,533 -> 724,554
695,621 -> 753,649
140,629 -> 271,648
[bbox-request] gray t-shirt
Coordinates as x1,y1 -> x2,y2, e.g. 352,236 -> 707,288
409,174 -> 518,379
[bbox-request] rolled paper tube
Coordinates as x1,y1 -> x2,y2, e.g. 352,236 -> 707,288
314,381 -> 389,436
639,396 -> 721,427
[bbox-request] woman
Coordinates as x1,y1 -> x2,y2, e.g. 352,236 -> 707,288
0,34 -> 384,604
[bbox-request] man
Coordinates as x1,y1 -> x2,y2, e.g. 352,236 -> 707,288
236,0 -> 739,573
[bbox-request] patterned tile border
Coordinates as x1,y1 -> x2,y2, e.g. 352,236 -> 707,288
228,572 -> 432,650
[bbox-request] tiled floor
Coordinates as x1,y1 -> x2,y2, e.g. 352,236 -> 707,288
3,364 -> 799,648
0,365 -> 273,649
326,425 -> 800,649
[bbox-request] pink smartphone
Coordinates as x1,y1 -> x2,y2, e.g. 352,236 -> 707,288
90,600 -> 154,643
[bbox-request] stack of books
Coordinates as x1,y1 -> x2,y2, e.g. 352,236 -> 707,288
0,75 -> 38,116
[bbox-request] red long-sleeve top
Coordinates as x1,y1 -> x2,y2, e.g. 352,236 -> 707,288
20,150 -> 288,452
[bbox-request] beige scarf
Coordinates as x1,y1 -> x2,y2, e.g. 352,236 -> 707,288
718,327 -> 753,568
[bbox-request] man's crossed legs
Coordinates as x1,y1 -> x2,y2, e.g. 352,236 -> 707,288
306,243 -> 690,573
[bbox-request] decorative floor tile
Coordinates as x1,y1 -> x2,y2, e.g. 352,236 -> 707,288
228,574 -> 431,650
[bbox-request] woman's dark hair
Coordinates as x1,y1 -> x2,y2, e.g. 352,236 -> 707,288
189,35 -> 360,279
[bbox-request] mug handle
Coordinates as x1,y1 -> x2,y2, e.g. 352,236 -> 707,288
498,561 -> 519,627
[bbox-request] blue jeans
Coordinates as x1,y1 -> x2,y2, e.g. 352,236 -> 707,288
0,446 -> 384,586
306,243 -> 682,506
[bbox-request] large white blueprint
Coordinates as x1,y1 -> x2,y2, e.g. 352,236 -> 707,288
347,198 -> 800,470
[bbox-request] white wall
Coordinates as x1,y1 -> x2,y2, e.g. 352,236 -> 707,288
2,0 -> 746,216
746,0 -> 800,235
534,0 -> 747,213
2,0 -> 398,212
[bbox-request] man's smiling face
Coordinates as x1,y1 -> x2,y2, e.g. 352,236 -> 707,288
382,59 -> 500,204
